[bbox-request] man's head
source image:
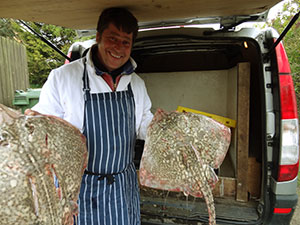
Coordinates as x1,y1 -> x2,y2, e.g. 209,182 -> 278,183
96,7 -> 138,72
97,7 -> 138,43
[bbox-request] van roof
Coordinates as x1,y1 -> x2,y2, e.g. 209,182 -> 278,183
1,0 -> 282,29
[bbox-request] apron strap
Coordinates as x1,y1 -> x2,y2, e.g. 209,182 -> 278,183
84,170 -> 116,185
82,57 -> 90,92
82,56 -> 134,95
84,162 -> 133,185
127,82 -> 133,97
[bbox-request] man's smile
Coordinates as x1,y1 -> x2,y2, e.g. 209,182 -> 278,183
109,51 -> 122,59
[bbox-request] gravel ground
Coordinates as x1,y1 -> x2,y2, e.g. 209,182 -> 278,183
290,184 -> 300,225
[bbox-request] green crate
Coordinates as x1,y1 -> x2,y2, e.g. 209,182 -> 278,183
13,89 -> 41,113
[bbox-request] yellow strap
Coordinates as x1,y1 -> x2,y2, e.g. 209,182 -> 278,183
176,106 -> 236,128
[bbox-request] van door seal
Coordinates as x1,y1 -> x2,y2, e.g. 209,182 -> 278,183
18,20 -> 72,62
264,10 -> 299,61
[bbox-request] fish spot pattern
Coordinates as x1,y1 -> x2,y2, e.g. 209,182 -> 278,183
140,109 -> 231,225
0,104 -> 88,225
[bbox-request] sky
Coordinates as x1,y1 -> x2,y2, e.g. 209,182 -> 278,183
234,0 -> 291,29
268,0 -> 287,20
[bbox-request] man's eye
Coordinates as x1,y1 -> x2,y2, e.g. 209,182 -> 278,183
123,41 -> 130,46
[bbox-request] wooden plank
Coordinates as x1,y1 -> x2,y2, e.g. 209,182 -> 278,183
6,37 -> 15,107
236,62 -> 250,202
213,177 -> 236,197
0,37 -> 5,104
17,43 -> 29,90
12,40 -> 18,92
1,37 -> 11,106
247,157 -> 261,198
15,41 -> 24,90
22,45 -> 30,90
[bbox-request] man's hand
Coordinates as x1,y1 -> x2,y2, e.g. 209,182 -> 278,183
24,109 -> 42,116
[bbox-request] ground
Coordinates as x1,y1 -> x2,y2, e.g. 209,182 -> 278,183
290,184 -> 300,224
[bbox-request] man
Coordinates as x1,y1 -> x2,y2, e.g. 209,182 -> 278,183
28,7 -> 153,225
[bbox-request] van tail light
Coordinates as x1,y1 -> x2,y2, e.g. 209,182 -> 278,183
274,207 -> 292,214
276,40 -> 299,182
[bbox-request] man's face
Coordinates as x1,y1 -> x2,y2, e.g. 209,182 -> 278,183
96,23 -> 133,72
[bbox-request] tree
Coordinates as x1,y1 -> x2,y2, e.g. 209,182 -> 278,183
0,19 -> 77,87
267,0 -> 300,111
0,19 -> 15,38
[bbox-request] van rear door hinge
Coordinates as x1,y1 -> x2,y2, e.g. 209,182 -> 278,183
265,66 -> 272,71
267,162 -> 273,170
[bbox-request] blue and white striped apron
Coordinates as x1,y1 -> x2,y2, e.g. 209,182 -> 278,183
76,59 -> 140,225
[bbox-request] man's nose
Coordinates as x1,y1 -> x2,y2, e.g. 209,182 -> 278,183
114,40 -> 125,50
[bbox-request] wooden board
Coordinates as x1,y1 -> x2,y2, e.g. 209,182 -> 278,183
236,62 -> 251,202
247,157 -> 261,198
213,177 -> 236,197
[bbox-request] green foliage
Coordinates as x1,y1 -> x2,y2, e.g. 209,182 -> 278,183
77,34 -> 96,42
0,19 -> 15,38
270,0 -> 300,75
267,0 -> 300,110
0,19 -> 77,87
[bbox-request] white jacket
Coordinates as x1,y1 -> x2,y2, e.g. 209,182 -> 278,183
33,49 -> 153,140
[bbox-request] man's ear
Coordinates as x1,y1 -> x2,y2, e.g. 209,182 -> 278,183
96,31 -> 101,43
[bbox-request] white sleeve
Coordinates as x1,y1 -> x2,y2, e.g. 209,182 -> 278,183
32,70 -> 64,118
136,81 -> 153,140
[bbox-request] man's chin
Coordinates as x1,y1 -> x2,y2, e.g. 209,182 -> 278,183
107,61 -> 125,71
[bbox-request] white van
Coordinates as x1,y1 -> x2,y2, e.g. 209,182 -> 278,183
1,0 -> 299,224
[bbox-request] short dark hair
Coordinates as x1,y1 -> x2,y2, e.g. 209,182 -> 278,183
97,7 -> 138,43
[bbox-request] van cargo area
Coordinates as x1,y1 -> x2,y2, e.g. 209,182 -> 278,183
131,27 -> 270,224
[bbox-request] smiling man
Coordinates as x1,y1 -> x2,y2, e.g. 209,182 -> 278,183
91,8 -> 139,91
30,7 -> 153,225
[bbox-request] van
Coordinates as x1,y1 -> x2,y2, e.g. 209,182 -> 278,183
1,0 -> 298,224
133,25 -> 299,225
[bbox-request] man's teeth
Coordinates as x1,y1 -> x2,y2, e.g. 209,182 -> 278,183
110,52 -> 121,59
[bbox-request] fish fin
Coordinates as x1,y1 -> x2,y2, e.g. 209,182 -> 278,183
0,104 -> 21,125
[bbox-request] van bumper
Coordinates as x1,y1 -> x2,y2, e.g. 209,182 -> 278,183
265,192 -> 298,225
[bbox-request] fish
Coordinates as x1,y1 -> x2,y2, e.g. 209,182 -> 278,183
139,109 -> 231,225
0,104 -> 88,225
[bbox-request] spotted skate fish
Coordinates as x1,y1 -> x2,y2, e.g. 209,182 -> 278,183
139,109 -> 231,225
0,104 -> 88,225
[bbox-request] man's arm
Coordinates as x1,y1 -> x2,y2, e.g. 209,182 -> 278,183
137,82 -> 153,140
31,69 -> 64,118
